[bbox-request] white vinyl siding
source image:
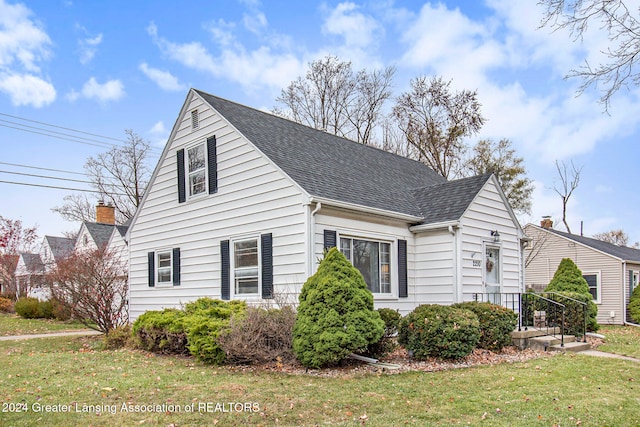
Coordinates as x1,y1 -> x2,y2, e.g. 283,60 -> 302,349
128,92 -> 307,319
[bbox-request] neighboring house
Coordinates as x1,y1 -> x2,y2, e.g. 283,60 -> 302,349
14,253 -> 44,299
127,89 -> 528,321
75,202 -> 119,252
524,221 -> 640,325
40,235 -> 74,272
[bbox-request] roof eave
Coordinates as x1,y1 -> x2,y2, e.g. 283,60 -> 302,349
409,220 -> 460,233
309,196 -> 423,223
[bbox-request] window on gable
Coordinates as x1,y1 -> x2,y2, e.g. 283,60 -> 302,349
187,143 -> 206,197
340,237 -> 391,294
157,250 -> 172,284
233,238 -> 259,295
583,273 -> 601,303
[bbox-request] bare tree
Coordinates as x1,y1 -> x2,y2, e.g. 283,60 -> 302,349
592,229 -> 629,246
392,76 -> 485,179
465,139 -> 535,214
47,248 -> 128,333
0,217 -> 38,298
553,160 -> 582,233
538,0 -> 640,110
53,130 -> 151,223
275,55 -> 395,145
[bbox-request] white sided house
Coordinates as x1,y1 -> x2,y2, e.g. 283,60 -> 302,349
127,89 -> 528,320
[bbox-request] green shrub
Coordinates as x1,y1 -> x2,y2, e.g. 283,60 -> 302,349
217,306 -> 296,365
103,324 -> 133,350
544,258 -> 599,333
398,304 -> 480,360
132,298 -> 247,364
546,258 -> 591,294
50,297 -> 72,321
367,308 -> 402,358
132,308 -> 189,355
293,248 -> 385,368
14,297 -> 54,319
0,296 -> 14,313
452,302 -> 517,351
630,285 -> 640,323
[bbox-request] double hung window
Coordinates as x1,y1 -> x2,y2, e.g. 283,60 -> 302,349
340,237 -> 391,294
187,143 -> 206,197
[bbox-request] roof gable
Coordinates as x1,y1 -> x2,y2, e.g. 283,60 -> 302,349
78,222 -> 116,249
527,224 -> 640,263
44,236 -> 74,261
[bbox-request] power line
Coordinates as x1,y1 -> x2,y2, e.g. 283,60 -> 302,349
0,123 -> 117,149
0,169 -> 90,184
0,180 -> 128,196
0,161 -> 85,176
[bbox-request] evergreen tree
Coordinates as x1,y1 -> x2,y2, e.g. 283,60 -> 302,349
292,248 -> 384,368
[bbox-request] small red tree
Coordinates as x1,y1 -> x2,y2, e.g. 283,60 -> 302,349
0,216 -> 38,298
48,248 -> 128,333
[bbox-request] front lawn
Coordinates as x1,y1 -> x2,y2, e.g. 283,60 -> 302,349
0,336 -> 638,426
0,313 -> 88,336
596,325 -> 640,358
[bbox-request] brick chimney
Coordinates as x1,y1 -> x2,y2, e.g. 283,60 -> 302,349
540,216 -> 553,229
96,201 -> 115,225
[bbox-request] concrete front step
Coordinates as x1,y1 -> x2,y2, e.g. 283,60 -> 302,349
528,335 -> 576,351
549,341 -> 591,353
511,327 -> 562,350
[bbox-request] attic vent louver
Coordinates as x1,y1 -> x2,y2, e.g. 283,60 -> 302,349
191,109 -> 199,130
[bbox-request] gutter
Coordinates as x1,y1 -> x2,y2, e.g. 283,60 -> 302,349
309,196 -> 423,223
409,220 -> 460,233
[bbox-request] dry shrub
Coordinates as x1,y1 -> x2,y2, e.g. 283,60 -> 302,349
0,296 -> 14,313
218,306 -> 296,365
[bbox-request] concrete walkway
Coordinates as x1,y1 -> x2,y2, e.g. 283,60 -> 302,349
0,330 -> 102,341
578,349 -> 640,363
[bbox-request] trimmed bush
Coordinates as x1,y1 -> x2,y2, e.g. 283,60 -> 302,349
132,308 -> 189,355
14,297 -> 54,319
218,306 -> 296,365
629,284 -> 640,323
546,258 -> 591,294
293,248 -> 385,368
367,308 -> 402,358
452,302 -> 517,351
544,258 -> 599,333
398,304 -> 480,360
0,296 -> 14,313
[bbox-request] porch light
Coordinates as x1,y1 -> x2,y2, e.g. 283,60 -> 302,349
491,230 -> 500,242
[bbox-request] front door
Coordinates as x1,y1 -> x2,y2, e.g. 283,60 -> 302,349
484,246 -> 501,304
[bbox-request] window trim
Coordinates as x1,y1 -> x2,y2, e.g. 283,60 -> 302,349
185,142 -> 207,199
230,236 -> 261,298
155,249 -> 173,285
582,271 -> 602,304
338,233 -> 395,297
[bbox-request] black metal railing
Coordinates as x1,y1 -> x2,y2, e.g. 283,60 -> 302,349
537,292 -> 587,342
470,292 -> 568,347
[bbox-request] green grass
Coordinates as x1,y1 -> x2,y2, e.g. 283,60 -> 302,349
1,336 -> 639,426
0,313 -> 89,336
597,325 -> 640,358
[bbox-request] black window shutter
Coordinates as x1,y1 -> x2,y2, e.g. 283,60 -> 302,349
323,229 -> 337,251
172,248 -> 181,286
147,252 -> 155,287
398,239 -> 408,298
177,149 -> 186,203
207,136 -> 218,194
261,233 -> 273,299
220,240 -> 230,300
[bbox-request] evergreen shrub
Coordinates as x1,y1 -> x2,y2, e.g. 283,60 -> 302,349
452,302 -> 517,351
14,297 -> 54,319
292,248 -> 385,368
367,308 -> 402,358
398,304 -> 480,360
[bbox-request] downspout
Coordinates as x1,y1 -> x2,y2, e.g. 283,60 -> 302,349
449,225 -> 461,303
308,202 -> 322,277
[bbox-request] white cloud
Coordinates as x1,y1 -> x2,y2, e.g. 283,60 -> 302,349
78,32 -> 103,64
0,0 -> 52,72
149,121 -> 166,135
139,62 -> 185,91
148,120 -> 169,147
67,77 -> 124,102
243,11 -> 267,35
0,72 -> 55,107
322,2 -> 381,48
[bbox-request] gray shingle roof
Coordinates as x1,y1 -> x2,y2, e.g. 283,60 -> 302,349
548,228 -> 640,263
413,174 -> 493,224
19,253 -> 43,273
83,222 -> 116,248
196,90 -> 450,220
44,236 -> 74,261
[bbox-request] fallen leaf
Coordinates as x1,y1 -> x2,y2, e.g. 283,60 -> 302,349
481,412 -> 488,420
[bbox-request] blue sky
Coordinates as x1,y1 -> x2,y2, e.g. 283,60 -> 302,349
1,0 -> 639,244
